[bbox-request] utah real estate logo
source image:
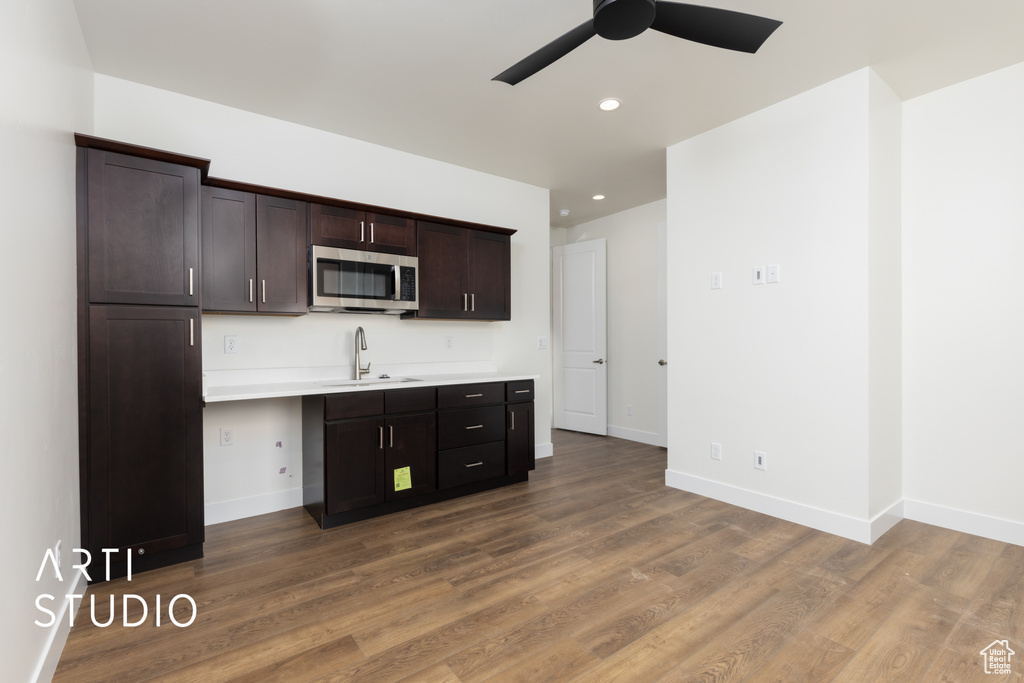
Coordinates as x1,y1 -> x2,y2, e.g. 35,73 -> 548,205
980,640 -> 1015,675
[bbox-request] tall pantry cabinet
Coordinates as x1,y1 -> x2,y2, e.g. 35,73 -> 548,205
76,135 -> 208,579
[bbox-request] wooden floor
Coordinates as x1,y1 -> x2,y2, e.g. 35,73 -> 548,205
55,430 -> 1023,682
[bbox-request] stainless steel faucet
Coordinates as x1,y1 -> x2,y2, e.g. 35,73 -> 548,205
354,326 -> 371,380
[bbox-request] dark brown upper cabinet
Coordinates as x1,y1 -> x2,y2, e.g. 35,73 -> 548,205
202,186 -> 308,314
310,203 -> 416,256
414,222 -> 511,321
85,149 -> 200,307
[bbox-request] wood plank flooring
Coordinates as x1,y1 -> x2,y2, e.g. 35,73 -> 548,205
54,430 -> 1024,682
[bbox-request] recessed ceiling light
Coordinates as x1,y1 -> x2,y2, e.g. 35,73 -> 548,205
593,194 -> 605,201
598,98 -> 621,111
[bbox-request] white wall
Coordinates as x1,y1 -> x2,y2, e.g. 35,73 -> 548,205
558,200 -> 666,445
902,61 -> 1024,539
665,69 -> 902,542
92,76 -> 552,520
0,0 -> 93,680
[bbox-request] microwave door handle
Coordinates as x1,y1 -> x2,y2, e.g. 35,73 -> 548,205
393,266 -> 400,301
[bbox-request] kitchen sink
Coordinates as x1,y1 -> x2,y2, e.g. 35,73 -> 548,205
317,377 -> 422,387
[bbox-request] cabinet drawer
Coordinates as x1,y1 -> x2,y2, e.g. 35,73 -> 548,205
438,405 -> 505,450
437,382 -> 504,408
325,391 -> 384,420
385,386 -> 436,414
438,442 -> 505,489
506,380 -> 534,403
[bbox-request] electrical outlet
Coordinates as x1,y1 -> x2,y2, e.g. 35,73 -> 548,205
711,442 -> 722,461
754,450 -> 767,470
627,404 -> 633,416
220,428 -> 234,446
444,336 -> 454,352
224,335 -> 239,354
766,264 -> 780,284
537,337 -> 548,350
711,272 -> 723,290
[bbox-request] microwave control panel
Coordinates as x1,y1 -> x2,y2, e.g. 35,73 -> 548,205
399,267 -> 416,301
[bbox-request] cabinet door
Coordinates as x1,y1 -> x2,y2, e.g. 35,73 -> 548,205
86,305 -> 203,559
87,150 -> 200,306
384,413 -> 437,501
256,196 -> 308,314
310,204 -> 365,249
201,186 -> 257,312
416,221 -> 469,319
325,417 -> 385,514
466,229 -> 511,320
507,402 -> 535,475
366,213 -> 416,256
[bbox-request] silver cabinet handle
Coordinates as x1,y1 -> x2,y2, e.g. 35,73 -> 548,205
189,318 -> 194,346
592,358 -> 605,364
463,293 -> 468,311
465,462 -> 483,468
249,279 -> 253,303
262,280 -> 266,304
465,424 -> 484,430
389,425 -> 394,448
659,359 -> 668,366
514,389 -> 530,394
510,411 -> 515,430
370,222 -> 374,244
360,221 -> 365,243
465,393 -> 483,398
189,268 -> 194,296
378,426 -> 384,449
470,293 -> 475,312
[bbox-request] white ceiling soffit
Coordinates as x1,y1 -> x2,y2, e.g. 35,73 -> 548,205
72,0 -> 1024,228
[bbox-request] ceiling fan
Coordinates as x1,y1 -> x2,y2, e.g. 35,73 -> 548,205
493,0 -> 782,85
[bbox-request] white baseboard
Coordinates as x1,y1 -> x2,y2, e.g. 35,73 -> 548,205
607,425 -> 663,447
904,498 -> 1024,547
33,568 -> 88,683
665,469 -> 904,545
665,470 -> 1023,547
205,488 -> 304,526
536,442 -> 554,460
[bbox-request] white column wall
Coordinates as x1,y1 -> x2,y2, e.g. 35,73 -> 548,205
902,61 -> 1024,541
665,70 -> 900,541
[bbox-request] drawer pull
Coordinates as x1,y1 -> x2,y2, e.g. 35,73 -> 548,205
465,462 -> 484,468
465,393 -> 484,398
379,426 -> 384,449
514,389 -> 530,394
465,424 -> 484,430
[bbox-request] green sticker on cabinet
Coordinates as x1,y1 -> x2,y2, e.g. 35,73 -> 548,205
394,466 -> 412,492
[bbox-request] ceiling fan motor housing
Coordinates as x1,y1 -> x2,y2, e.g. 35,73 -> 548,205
593,0 -> 657,40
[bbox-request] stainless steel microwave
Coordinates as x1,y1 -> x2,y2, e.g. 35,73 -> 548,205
309,245 -> 418,314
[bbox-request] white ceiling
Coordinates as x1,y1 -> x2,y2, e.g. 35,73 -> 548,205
72,0 -> 1024,228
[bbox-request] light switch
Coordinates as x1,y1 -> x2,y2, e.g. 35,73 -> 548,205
752,267 -> 765,285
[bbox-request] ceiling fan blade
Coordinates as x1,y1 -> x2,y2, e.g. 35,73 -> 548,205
493,20 -> 597,85
650,2 -> 781,53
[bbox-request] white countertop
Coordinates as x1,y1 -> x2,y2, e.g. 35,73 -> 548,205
203,364 -> 537,403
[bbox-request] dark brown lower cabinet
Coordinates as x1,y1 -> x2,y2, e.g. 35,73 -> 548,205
83,305 -> 204,577
507,401 -> 536,476
303,380 -> 533,529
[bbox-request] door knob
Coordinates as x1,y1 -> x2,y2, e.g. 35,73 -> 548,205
592,358 -> 605,364
658,359 -> 668,366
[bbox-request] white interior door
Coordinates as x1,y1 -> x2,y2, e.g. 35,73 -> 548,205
552,239 -> 607,435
